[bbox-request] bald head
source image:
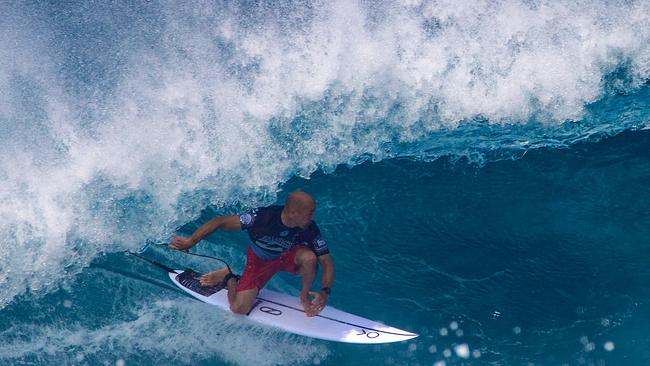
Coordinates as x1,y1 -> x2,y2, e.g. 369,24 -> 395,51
285,191 -> 316,210
282,191 -> 316,229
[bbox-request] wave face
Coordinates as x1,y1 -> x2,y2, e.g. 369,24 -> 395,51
1,0 -> 650,309
2,130 -> 649,366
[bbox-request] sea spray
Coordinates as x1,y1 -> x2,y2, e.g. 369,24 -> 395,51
1,0 -> 649,310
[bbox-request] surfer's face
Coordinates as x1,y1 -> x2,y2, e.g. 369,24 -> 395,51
293,204 -> 315,229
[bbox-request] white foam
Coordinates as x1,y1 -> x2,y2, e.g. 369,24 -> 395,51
1,0 -> 649,308
0,298 -> 327,365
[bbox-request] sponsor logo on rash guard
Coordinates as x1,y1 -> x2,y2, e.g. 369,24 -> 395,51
255,236 -> 295,253
240,213 -> 254,226
315,237 -> 326,249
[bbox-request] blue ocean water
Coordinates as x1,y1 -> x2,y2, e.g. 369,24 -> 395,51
1,1 -> 649,365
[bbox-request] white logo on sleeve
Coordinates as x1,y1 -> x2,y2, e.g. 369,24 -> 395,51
240,213 -> 254,225
315,238 -> 327,249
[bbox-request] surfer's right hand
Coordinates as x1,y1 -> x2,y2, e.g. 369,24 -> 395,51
169,236 -> 195,251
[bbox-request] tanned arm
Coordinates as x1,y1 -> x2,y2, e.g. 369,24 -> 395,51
169,215 -> 241,250
308,254 -> 335,315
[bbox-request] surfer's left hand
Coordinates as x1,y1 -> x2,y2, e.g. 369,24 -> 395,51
301,291 -> 328,317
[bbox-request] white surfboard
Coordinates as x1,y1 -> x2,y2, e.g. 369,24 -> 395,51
169,269 -> 418,344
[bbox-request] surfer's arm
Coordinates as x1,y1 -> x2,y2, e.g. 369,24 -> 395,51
318,254 -> 335,294
169,215 -> 241,250
305,254 -> 334,315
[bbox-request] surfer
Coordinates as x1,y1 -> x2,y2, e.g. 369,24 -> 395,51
169,191 -> 334,317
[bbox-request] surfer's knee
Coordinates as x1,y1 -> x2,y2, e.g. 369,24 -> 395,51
296,249 -> 317,268
230,298 -> 254,314
230,292 -> 257,315
229,302 -> 251,315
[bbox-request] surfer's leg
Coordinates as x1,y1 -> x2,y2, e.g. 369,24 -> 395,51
229,287 -> 259,315
294,248 -> 317,291
295,247 -> 317,271
200,267 -> 230,286
227,246 -> 266,314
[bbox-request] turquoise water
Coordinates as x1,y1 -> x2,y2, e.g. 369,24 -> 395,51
1,1 -> 649,365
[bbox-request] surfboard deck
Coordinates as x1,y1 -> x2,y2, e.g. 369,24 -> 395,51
169,269 -> 418,344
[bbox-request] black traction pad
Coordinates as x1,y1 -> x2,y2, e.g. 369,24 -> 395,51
175,269 -> 225,296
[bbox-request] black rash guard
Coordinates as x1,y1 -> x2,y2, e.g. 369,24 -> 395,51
239,205 -> 329,260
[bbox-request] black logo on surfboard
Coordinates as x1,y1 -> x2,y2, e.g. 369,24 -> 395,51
357,329 -> 380,338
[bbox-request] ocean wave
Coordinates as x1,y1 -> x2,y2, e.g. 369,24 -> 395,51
0,298 -> 327,365
1,0 -> 649,308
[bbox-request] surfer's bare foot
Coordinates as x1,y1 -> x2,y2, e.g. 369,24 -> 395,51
200,268 -> 229,286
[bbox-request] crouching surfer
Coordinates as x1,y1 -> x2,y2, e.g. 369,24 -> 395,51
170,191 -> 335,317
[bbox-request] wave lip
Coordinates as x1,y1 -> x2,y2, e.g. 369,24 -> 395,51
1,0 -> 650,309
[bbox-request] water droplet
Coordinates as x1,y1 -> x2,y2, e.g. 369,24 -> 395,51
454,343 -> 470,359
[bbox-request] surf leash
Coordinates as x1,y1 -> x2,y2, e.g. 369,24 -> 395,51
124,250 -> 176,273
177,250 -> 234,275
125,246 -> 235,275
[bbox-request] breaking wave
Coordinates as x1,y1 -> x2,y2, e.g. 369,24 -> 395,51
1,0 -> 649,308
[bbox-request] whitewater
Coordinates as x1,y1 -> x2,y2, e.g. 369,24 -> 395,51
1,1 -> 649,365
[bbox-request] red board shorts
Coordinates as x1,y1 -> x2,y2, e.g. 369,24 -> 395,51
236,245 -> 306,292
